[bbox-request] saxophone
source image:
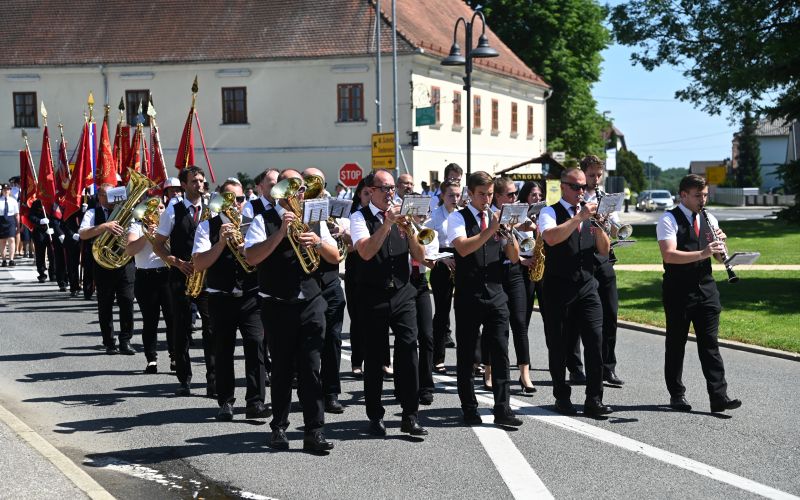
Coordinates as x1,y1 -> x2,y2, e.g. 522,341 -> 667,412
185,194 -> 223,297
92,170 -> 155,269
219,192 -> 256,273
528,230 -> 545,282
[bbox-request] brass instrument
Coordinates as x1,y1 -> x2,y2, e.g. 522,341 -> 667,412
92,169 -> 155,269
304,174 -> 347,262
529,231 -> 545,282
186,193 -> 225,297
591,189 -> 633,240
388,195 -> 435,245
219,191 -> 256,273
700,207 -> 738,283
270,177 -> 321,274
132,196 -> 171,267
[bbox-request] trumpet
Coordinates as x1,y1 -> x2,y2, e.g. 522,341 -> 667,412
700,207 -> 738,283
387,195 -> 435,245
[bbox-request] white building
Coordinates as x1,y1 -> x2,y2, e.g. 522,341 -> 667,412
0,0 -> 549,189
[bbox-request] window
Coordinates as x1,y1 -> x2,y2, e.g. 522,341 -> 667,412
13,92 -> 37,128
473,95 -> 481,130
511,102 -> 518,135
222,87 -> 248,124
527,105 -> 534,139
453,91 -> 461,126
125,90 -> 150,126
431,86 -> 441,124
491,99 -> 499,133
337,83 -> 364,122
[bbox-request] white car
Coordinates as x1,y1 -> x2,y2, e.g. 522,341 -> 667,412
642,190 -> 675,211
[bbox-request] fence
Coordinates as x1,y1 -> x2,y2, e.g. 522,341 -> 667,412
710,187 -> 794,206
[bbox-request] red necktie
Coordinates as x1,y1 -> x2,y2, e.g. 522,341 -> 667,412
193,205 -> 199,223
693,214 -> 700,237
479,211 -> 487,231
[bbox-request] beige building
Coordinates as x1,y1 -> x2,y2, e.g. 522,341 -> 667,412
1,0 -> 549,189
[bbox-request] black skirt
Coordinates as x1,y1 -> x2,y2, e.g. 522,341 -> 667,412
0,215 -> 17,239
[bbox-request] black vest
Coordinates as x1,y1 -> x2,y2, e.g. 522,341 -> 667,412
256,207 -> 321,301
170,201 -> 201,261
663,207 -> 715,294
205,215 -> 259,294
452,207 -> 505,290
93,204 -> 134,275
543,203 -> 595,283
356,206 -> 410,289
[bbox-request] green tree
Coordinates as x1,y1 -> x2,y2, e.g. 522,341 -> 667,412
654,167 -> 688,194
776,160 -> 800,223
735,104 -> 762,188
473,0 -> 611,157
235,171 -> 254,189
609,0 -> 800,121
615,149 -> 645,192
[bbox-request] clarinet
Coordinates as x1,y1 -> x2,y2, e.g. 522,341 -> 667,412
700,208 -> 738,283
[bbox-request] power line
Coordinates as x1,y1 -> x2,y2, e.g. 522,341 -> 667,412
629,130 -> 733,147
595,95 -> 676,102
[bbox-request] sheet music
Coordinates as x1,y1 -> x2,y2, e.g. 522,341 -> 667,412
302,199 -> 329,224
597,192 -> 624,215
106,186 -> 128,203
427,251 -> 454,262
328,198 -> 352,219
725,252 -> 760,267
610,239 -> 637,249
527,201 -> 547,218
499,203 -> 528,224
400,195 -> 430,216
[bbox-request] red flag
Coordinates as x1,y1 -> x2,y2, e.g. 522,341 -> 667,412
125,124 -> 145,182
55,130 -> 70,201
36,125 -> 57,211
113,123 -> 130,178
175,109 -> 195,169
149,122 -> 167,186
62,121 -> 94,221
96,113 -> 117,187
19,148 -> 38,230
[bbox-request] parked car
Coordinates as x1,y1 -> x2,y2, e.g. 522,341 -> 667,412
637,190 -> 674,211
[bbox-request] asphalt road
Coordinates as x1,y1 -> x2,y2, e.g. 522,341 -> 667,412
1,262 -> 798,499
620,206 -> 781,225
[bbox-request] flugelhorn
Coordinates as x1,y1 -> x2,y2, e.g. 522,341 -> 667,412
387,195 -> 435,245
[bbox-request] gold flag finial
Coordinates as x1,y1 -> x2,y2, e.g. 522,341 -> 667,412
191,75 -> 199,94
41,101 -> 48,126
118,96 -> 125,112
21,129 -> 28,142
87,91 -> 95,121
104,104 -> 110,117
147,94 -> 157,118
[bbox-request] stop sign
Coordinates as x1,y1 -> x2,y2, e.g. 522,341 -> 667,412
339,162 -> 363,187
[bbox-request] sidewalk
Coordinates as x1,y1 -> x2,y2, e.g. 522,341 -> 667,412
615,264 -> 800,271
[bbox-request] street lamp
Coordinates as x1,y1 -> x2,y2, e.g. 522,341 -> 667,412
441,10 -> 499,176
647,155 -> 653,190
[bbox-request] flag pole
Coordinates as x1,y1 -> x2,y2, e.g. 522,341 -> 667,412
148,94 -> 168,183
183,76 -> 198,168
57,115 -> 70,183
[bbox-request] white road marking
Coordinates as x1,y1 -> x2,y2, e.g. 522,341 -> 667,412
5,268 -> 39,281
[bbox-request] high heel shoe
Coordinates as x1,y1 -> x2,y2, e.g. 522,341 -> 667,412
519,377 -> 537,394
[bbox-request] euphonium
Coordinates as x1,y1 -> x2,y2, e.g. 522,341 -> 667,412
303,173 -> 347,262
270,177 -> 320,274
186,193 -> 225,297
219,191 -> 256,273
92,169 -> 155,269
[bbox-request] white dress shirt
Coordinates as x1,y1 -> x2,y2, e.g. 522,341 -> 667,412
657,203 -> 718,241
128,222 -> 166,269
349,202 -> 384,247
156,198 -> 202,237
241,195 -> 271,219
0,196 -> 19,216
193,213 -> 240,294
425,204 -> 454,248
538,199 -> 579,233
79,207 -> 112,230
447,203 -> 491,244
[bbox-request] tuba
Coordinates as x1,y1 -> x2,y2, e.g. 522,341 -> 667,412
186,193 -> 225,297
219,191 -> 256,273
92,170 -> 155,269
271,177 -> 320,274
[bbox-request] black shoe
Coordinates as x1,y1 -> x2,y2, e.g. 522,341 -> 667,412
58,285 -> 67,292
518,377 -> 537,394
206,383 -> 217,399
401,415 -> 428,436
246,402 -> 272,419
568,371 -> 587,385
419,392 -> 434,406
710,396 -> 742,413
303,431 -> 334,452
118,343 -> 136,355
69,290 -> 78,297
368,419 -> 387,436
169,358 -> 176,372
463,410 -> 483,426
584,398 -> 613,417
1,260 -> 6,267
7,260 -> 14,267
37,276 -> 46,283
105,345 -> 119,355
554,399 -> 578,415
445,335 -> 456,348
603,370 -> 625,386
144,361 -> 158,374
216,402 -> 234,421
669,395 -> 692,412
325,395 -> 344,414
175,383 -> 191,396
494,412 -> 524,427
269,429 -> 290,450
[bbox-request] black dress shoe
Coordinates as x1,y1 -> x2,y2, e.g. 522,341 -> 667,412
418,392 -> 434,406
325,395 -> 344,414
216,402 -> 234,421
105,345 -> 119,355
269,429 -> 290,450
144,361 -> 158,374
118,343 -> 136,355
584,398 -> 613,417
710,396 -> 742,413
246,402 -> 272,419
603,371 -> 625,386
518,377 -> 537,394
169,358 -> 176,372
368,419 -> 387,436
303,431 -> 334,452
401,415 -> 428,436
554,399 -> 578,415
69,290 -> 78,297
445,335 -> 456,348
463,410 -> 483,426
175,383 -> 191,396
669,395 -> 692,411
58,285 -> 67,292
37,276 -> 46,283
494,412 -> 524,427
568,371 -> 587,385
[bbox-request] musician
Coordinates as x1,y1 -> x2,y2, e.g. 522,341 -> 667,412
49,203 -> 68,292
517,181 -> 546,333
162,177 -> 183,206
193,178 -> 269,421
80,189 -> 96,299
344,179 -> 369,377
244,169 -> 337,452
657,174 -> 741,413
153,166 -> 215,397
350,169 -> 428,437
397,174 -> 415,199
125,197 -> 174,374
60,204 -> 83,297
0,183 -> 19,267
429,163 -> 464,212
447,171 -> 523,427
538,167 -> 612,416
28,199 -> 56,283
78,183 -> 136,355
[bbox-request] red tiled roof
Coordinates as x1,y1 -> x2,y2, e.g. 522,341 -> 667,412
1,0 -> 546,87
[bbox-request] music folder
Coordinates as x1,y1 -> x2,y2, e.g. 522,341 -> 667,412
610,239 -> 637,249
724,252 -> 760,267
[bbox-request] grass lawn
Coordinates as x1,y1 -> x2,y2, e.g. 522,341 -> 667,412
616,270 -> 800,353
613,218 -> 800,265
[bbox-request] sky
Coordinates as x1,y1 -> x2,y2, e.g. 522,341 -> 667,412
592,43 -> 738,172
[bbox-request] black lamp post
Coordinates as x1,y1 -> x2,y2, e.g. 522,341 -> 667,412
441,10 -> 498,176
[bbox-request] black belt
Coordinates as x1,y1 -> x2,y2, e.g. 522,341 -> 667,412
136,267 -> 169,276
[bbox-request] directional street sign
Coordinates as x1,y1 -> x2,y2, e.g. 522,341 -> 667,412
372,132 -> 396,170
372,155 -> 396,169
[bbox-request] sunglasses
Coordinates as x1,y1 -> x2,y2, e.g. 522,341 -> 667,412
235,195 -> 246,203
505,191 -> 518,198
374,185 -> 396,193
562,182 -> 588,191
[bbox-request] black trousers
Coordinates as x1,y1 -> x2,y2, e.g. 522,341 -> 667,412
412,272 -> 434,396
51,237 -> 67,287
543,278 -> 604,401
502,263 -> 531,366
134,267 -> 174,362
63,240 -> 81,293
94,262 -> 135,347
33,235 -> 54,279
663,285 -> 727,400
343,263 -> 364,369
454,286 -> 511,415
169,268 -> 214,387
321,278 -> 346,396
263,295 -> 326,433
210,292 -> 266,408
82,242 -> 94,298
359,282 -> 420,421
430,259 -> 454,365
523,268 -> 545,335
